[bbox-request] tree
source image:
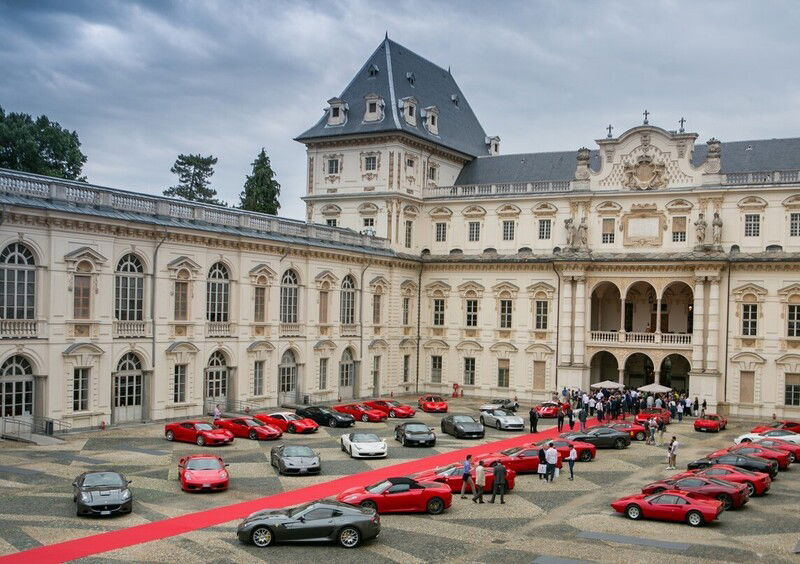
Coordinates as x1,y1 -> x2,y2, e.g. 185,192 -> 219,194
163,154 -> 223,205
0,106 -> 88,180
239,148 -> 281,215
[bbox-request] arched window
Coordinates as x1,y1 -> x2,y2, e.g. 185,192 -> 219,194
0,243 -> 36,320
340,275 -> 356,325
339,348 -> 354,387
1,355 -> 33,417
115,254 -> 144,321
280,270 -> 299,324
206,263 -> 230,323
117,352 -> 142,372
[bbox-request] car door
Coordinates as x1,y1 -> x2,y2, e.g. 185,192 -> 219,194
179,423 -> 194,442
675,477 -> 705,496
649,493 -> 681,521
382,483 -> 413,512
518,449 -> 539,472
442,417 -> 452,435
294,507 -> 337,540
591,429 -> 610,446
341,433 -> 352,451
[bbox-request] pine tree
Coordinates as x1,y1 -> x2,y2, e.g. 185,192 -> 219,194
163,154 -> 223,205
239,148 -> 281,215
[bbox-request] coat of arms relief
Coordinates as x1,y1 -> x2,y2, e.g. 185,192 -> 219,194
622,153 -> 668,190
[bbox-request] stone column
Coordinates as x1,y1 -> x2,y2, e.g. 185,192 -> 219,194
653,370 -> 661,385
618,367 -> 625,385
574,276 -> 587,365
706,275 -> 721,372
560,277 -> 573,365
619,296 -> 626,341
692,277 -> 706,371
655,298 -> 662,335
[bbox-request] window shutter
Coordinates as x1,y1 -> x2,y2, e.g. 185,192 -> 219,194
786,373 -> 800,386
602,218 -> 614,234
498,359 -> 510,370
673,217 -> 686,231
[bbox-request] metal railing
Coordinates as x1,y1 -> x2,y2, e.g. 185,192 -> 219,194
0,417 -> 32,441
0,415 -> 71,441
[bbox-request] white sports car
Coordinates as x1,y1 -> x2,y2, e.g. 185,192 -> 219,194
479,399 -> 519,412
734,429 -> 800,445
479,409 -> 525,430
340,431 -> 388,458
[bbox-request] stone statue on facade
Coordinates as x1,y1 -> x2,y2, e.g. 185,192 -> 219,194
694,213 -> 707,244
712,212 -> 723,246
577,217 -> 588,248
564,218 -> 576,248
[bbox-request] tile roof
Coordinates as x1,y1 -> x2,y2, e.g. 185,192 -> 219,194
295,37 -> 490,158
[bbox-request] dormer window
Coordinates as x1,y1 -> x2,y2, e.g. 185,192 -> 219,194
364,94 -> 384,123
400,96 -> 417,126
423,106 -> 439,134
430,115 -> 436,126
486,135 -> 500,155
326,97 -> 347,126
368,64 -> 379,77
368,102 -> 376,113
408,105 -> 415,117
406,72 -> 415,86
451,94 -> 460,108
332,107 -> 340,118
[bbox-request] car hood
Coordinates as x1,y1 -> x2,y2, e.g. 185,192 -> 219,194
405,430 -> 434,437
496,415 -> 524,424
80,488 -> 128,504
184,468 -> 224,480
282,456 -> 319,466
560,432 -> 588,440
455,422 -> 483,432
338,486 -> 367,498
245,508 -> 289,521
257,426 -> 280,435
334,413 -> 355,420
352,441 -> 386,449
202,430 -> 232,438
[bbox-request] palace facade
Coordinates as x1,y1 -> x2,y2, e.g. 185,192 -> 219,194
2,37 -> 800,430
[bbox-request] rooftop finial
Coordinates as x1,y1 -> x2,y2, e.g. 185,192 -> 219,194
606,124 -> 613,138
447,65 -> 451,74
679,117 -> 686,133
643,109 -> 650,125
385,30 -> 389,40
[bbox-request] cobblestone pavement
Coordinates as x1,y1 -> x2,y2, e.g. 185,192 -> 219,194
1,397 -> 798,563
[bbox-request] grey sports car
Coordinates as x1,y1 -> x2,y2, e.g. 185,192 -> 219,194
441,414 -> 485,439
270,445 -> 321,475
237,500 -> 381,548
73,471 -> 132,516
479,409 -> 525,430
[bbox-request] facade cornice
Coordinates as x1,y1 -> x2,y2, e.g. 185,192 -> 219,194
302,132 -> 471,164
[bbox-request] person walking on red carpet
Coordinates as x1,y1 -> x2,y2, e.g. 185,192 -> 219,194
460,454 -> 476,498
472,460 -> 486,503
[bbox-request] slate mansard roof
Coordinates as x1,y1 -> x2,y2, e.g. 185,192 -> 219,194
295,37 -> 491,158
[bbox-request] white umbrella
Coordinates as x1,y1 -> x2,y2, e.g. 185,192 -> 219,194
590,380 -> 623,389
637,383 -> 672,393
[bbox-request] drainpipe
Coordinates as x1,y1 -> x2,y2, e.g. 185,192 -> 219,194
551,262 -> 561,389
723,261 -> 732,403
415,261 -> 423,395
148,229 -> 169,423
359,260 -> 373,399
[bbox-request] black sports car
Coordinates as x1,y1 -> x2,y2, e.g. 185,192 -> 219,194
440,415 -> 485,439
296,405 -> 355,428
237,500 -> 380,548
560,427 -> 631,449
270,445 -> 321,475
394,421 -> 436,446
687,454 -> 779,478
73,471 -> 132,517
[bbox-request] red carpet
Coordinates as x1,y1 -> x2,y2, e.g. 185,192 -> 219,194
1,419 -> 601,563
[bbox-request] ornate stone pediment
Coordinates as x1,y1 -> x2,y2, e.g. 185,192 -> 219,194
457,281 -> 485,296
622,153 -> 667,190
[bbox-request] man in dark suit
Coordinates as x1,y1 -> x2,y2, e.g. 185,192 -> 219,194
529,406 -> 539,433
488,461 -> 506,504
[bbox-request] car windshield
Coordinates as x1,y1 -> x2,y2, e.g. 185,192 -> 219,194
284,414 -> 302,420
365,480 -> 392,494
435,464 -> 459,476
244,419 -> 263,427
541,403 -> 556,407
283,446 -> 314,457
405,424 -> 429,433
707,478 -> 734,487
353,433 -> 380,443
83,472 -> 126,488
430,396 -> 444,402
732,467 -> 757,475
354,405 -> 369,411
317,408 -> 334,415
501,447 -> 522,455
195,423 -> 213,431
385,401 -> 401,407
452,416 -> 475,423
186,458 -> 222,470
494,410 -> 509,417
706,415 -> 720,421
644,493 -> 662,502
287,502 -> 313,517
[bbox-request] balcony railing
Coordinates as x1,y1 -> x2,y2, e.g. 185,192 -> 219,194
206,322 -> 232,338
723,170 -> 800,186
590,330 -> 618,343
279,323 -> 302,337
424,180 -> 571,199
627,332 -> 656,344
0,319 -> 39,339
341,324 -> 359,337
661,333 -> 693,345
113,320 -> 148,338
589,330 -> 692,347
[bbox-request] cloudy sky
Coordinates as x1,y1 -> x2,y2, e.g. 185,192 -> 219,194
2,0 -> 799,219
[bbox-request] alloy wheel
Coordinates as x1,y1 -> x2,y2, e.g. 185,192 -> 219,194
196,435 -> 205,446
339,527 -> 360,548
745,482 -> 756,497
687,511 -> 703,526
362,415 -> 369,422
251,526 -> 273,547
426,497 -> 445,515
626,505 -> 641,520
249,430 -> 257,440
165,431 -> 174,441
360,500 -> 377,511
329,419 -> 337,428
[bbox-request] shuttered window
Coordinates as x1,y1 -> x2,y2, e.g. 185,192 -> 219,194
672,216 -> 687,242
602,218 -> 615,244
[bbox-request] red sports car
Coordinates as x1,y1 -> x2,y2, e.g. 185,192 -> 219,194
337,477 -> 452,515
750,438 -> 800,463
364,399 -> 416,418
476,445 -> 562,473
529,438 -> 596,462
333,403 -> 388,423
534,401 -> 570,418
253,412 -> 319,433
178,455 -> 229,492
417,394 -> 448,413
751,420 -> 800,434
707,444 -> 791,470
410,463 -> 517,493
669,464 -> 771,497
611,490 -> 723,526
164,420 -> 234,446
641,475 -> 749,510
215,417 -> 282,440
634,407 -> 671,425
694,414 -> 727,432
608,422 -> 648,441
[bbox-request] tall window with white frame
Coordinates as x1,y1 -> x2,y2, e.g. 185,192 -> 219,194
253,360 -> 264,396
465,297 -> 478,327
435,222 -> 447,242
327,158 -> 339,175
340,276 -> 356,325
372,355 -> 381,387
254,285 -> 266,323
433,297 -> 445,326
468,221 -> 481,242
791,213 -> 800,237
280,270 -> 299,324
206,262 -> 230,323
372,292 -> 382,325
364,155 -> 376,171
788,303 -> 800,337
538,218 -> 551,240
500,298 -> 513,329
502,220 -> 515,241
405,220 -> 413,249
535,300 -> 549,330
431,355 -> 442,383
0,242 -> 36,322
319,283 -> 329,324
326,218 -> 337,228
497,359 -> 510,387
744,214 -> 760,237
173,364 -> 187,403
464,357 -> 476,385
786,373 -> 800,406
602,218 -> 615,244
174,271 -> 189,321
73,367 -> 89,412
73,264 -> 92,320
319,357 -> 328,390
114,254 -> 144,323
402,296 -> 411,326
363,217 -> 374,229
742,303 -> 758,336
402,354 -> 410,383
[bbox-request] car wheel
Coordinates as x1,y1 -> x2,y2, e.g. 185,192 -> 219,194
716,493 -> 732,510
250,526 -> 273,547
362,415 -> 369,423
686,510 -> 704,527
613,438 -> 626,449
741,438 -> 751,443
288,424 -> 296,433
634,431 -> 645,441
625,504 -> 641,520
580,450 -> 592,462
165,430 -> 174,441
496,421 -> 501,430
249,430 -> 257,440
196,435 -> 205,446
479,416 -> 485,425
338,526 -> 361,548
340,440 -> 346,452
744,481 -> 756,497
328,419 -> 338,428
389,410 -> 396,418
360,500 -> 377,511
426,497 -> 445,515
788,452 -> 796,463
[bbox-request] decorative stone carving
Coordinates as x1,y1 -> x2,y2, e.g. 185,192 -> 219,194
712,212 -> 723,246
619,204 -> 667,247
564,218 -> 576,248
577,217 -> 588,248
704,138 -> 722,173
694,213 -> 707,244
622,154 -> 668,190
575,147 -> 591,180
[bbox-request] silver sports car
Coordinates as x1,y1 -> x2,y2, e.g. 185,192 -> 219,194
479,409 -> 525,430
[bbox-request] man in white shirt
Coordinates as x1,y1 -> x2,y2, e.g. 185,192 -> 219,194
567,445 -> 578,480
545,442 -> 559,482
667,437 -> 679,469
472,460 -> 486,503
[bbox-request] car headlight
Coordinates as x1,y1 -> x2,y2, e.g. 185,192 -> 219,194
219,471 -> 228,479
80,492 -> 92,503
344,495 -> 360,502
185,471 -> 194,480
121,489 -> 131,500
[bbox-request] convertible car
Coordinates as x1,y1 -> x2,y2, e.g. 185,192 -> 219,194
687,454 -> 779,478
364,399 -> 416,418
237,500 -> 380,548
534,401 -> 569,418
530,438 -> 596,461
750,420 -> 800,434
336,477 -> 452,515
410,463 -> 517,493
476,445 -> 561,473
215,417 -> 282,440
694,414 -> 727,432
560,426 -> 631,449
707,444 -> 791,469
341,432 -> 388,458
73,471 -> 132,517
641,475 -> 748,510
749,437 -> 800,463
296,405 -> 355,428
164,420 -> 234,446
394,421 -> 436,446
608,422 -> 647,441
254,412 -> 319,433
270,445 -> 321,475
634,407 -> 671,425
178,455 -> 229,492
333,403 -> 388,423
611,490 -> 723,526
735,429 -> 800,445
418,394 -> 449,413
479,408 -> 525,430
669,464 -> 771,497
440,414 -> 484,439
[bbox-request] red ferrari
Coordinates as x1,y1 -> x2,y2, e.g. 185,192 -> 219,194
751,420 -> 800,434
707,444 -> 791,470
641,475 -> 748,510
333,403 -> 388,423
634,407 -> 671,425
751,438 -> 800,463
178,455 -> 229,492
337,477 -> 452,515
364,399 -> 416,418
529,438 -> 596,462
417,394 -> 448,413
534,401 -> 569,418
608,422 -> 648,441
669,464 -> 771,497
476,445 -> 562,473
164,420 -> 234,446
410,463 -> 517,493
694,414 -> 727,432
253,412 -> 319,433
611,490 -> 723,526
215,417 -> 282,440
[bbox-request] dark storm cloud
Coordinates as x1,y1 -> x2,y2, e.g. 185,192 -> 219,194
2,0 -> 799,219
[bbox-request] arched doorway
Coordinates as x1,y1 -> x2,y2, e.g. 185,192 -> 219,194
113,353 -> 144,423
661,354 -> 691,394
661,282 -> 694,337
0,355 -> 34,420
339,348 -> 355,399
590,282 -> 622,333
205,351 -> 228,410
278,350 -> 298,405
624,282 -> 657,336
590,351 -> 619,385
624,352 -> 654,389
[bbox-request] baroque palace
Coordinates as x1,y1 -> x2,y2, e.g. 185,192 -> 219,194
2,37 -> 800,430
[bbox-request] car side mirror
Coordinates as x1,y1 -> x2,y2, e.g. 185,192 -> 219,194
224,463 -> 230,467
298,516 -> 305,523
72,481 -> 78,487
127,480 -> 133,484
429,427 -> 434,432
